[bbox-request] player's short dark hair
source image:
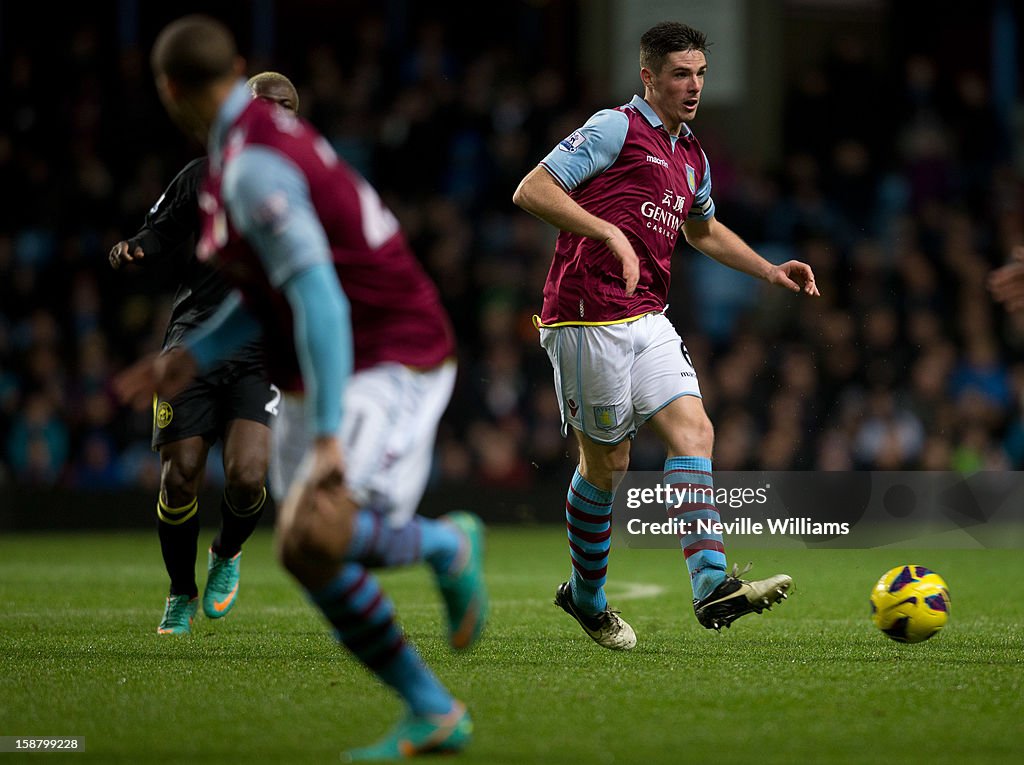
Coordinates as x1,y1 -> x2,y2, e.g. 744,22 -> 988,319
152,14 -> 238,90
640,22 -> 709,73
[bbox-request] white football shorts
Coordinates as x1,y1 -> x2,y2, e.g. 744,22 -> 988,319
270,360 -> 456,525
538,312 -> 700,444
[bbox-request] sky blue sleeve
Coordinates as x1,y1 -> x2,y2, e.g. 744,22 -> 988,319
688,149 -> 716,221
183,291 -> 262,372
223,146 -> 332,287
539,109 -> 629,191
223,146 -> 352,436
283,264 -> 352,436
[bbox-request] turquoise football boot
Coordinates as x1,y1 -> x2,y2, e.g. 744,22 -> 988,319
203,549 -> 241,619
435,512 -> 488,650
343,701 -> 472,761
157,594 -> 198,635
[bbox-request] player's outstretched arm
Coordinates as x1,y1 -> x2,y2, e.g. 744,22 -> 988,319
113,346 -> 198,410
513,165 -> 639,295
112,292 -> 260,409
682,216 -> 820,296
108,158 -> 207,272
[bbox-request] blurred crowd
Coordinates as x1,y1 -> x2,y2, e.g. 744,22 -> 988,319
1,9 -> 1022,492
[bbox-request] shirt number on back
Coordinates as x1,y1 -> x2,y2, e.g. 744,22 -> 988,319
355,177 -> 399,248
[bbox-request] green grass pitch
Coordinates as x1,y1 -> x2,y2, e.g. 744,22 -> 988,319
1,528 -> 1022,764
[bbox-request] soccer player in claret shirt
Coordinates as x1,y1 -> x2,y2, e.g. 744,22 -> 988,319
116,15 -> 485,760
109,72 -> 300,636
514,21 -> 819,649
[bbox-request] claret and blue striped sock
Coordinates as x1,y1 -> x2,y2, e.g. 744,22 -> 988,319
344,509 -> 461,574
309,563 -> 454,717
664,456 -> 727,600
565,468 -> 614,615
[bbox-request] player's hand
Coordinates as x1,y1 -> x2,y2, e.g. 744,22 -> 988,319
988,246 -> 1024,313
108,241 -> 145,270
276,435 -> 355,589
308,435 -> 346,491
113,346 -> 198,410
768,260 -> 820,296
282,435 -> 348,536
605,229 -> 640,296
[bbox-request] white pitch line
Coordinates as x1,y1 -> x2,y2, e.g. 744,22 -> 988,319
483,581 -> 668,608
608,581 -> 667,601
5,583 -> 669,620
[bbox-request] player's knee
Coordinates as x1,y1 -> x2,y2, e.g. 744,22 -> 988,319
224,446 -> 268,488
659,406 -> 715,458
277,521 -> 319,582
276,525 -> 341,592
276,497 -> 353,589
223,463 -> 267,509
161,457 -> 203,506
275,527 -> 307,580
603,447 -> 631,476
579,442 -> 630,490
678,413 -> 714,456
693,414 -> 714,452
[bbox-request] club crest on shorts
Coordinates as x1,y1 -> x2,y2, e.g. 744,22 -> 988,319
156,401 -> 173,429
593,406 -> 618,431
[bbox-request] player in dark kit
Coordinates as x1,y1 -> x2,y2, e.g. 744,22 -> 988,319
109,72 -> 301,636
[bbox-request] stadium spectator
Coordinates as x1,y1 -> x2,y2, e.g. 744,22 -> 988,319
990,246 -> 1024,313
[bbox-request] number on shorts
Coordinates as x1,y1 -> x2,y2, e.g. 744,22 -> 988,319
265,384 -> 282,417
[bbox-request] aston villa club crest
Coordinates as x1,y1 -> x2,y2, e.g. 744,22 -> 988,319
593,406 -> 618,431
685,163 -> 697,195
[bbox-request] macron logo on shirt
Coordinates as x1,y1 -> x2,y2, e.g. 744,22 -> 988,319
558,130 -> 587,152
646,155 -> 668,168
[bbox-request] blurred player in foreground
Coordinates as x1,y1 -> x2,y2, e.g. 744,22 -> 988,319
109,72 -> 299,637
514,21 -> 818,649
116,15 -> 486,760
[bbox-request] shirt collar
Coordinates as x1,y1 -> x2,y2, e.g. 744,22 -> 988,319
628,94 -> 693,139
208,80 -> 252,162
